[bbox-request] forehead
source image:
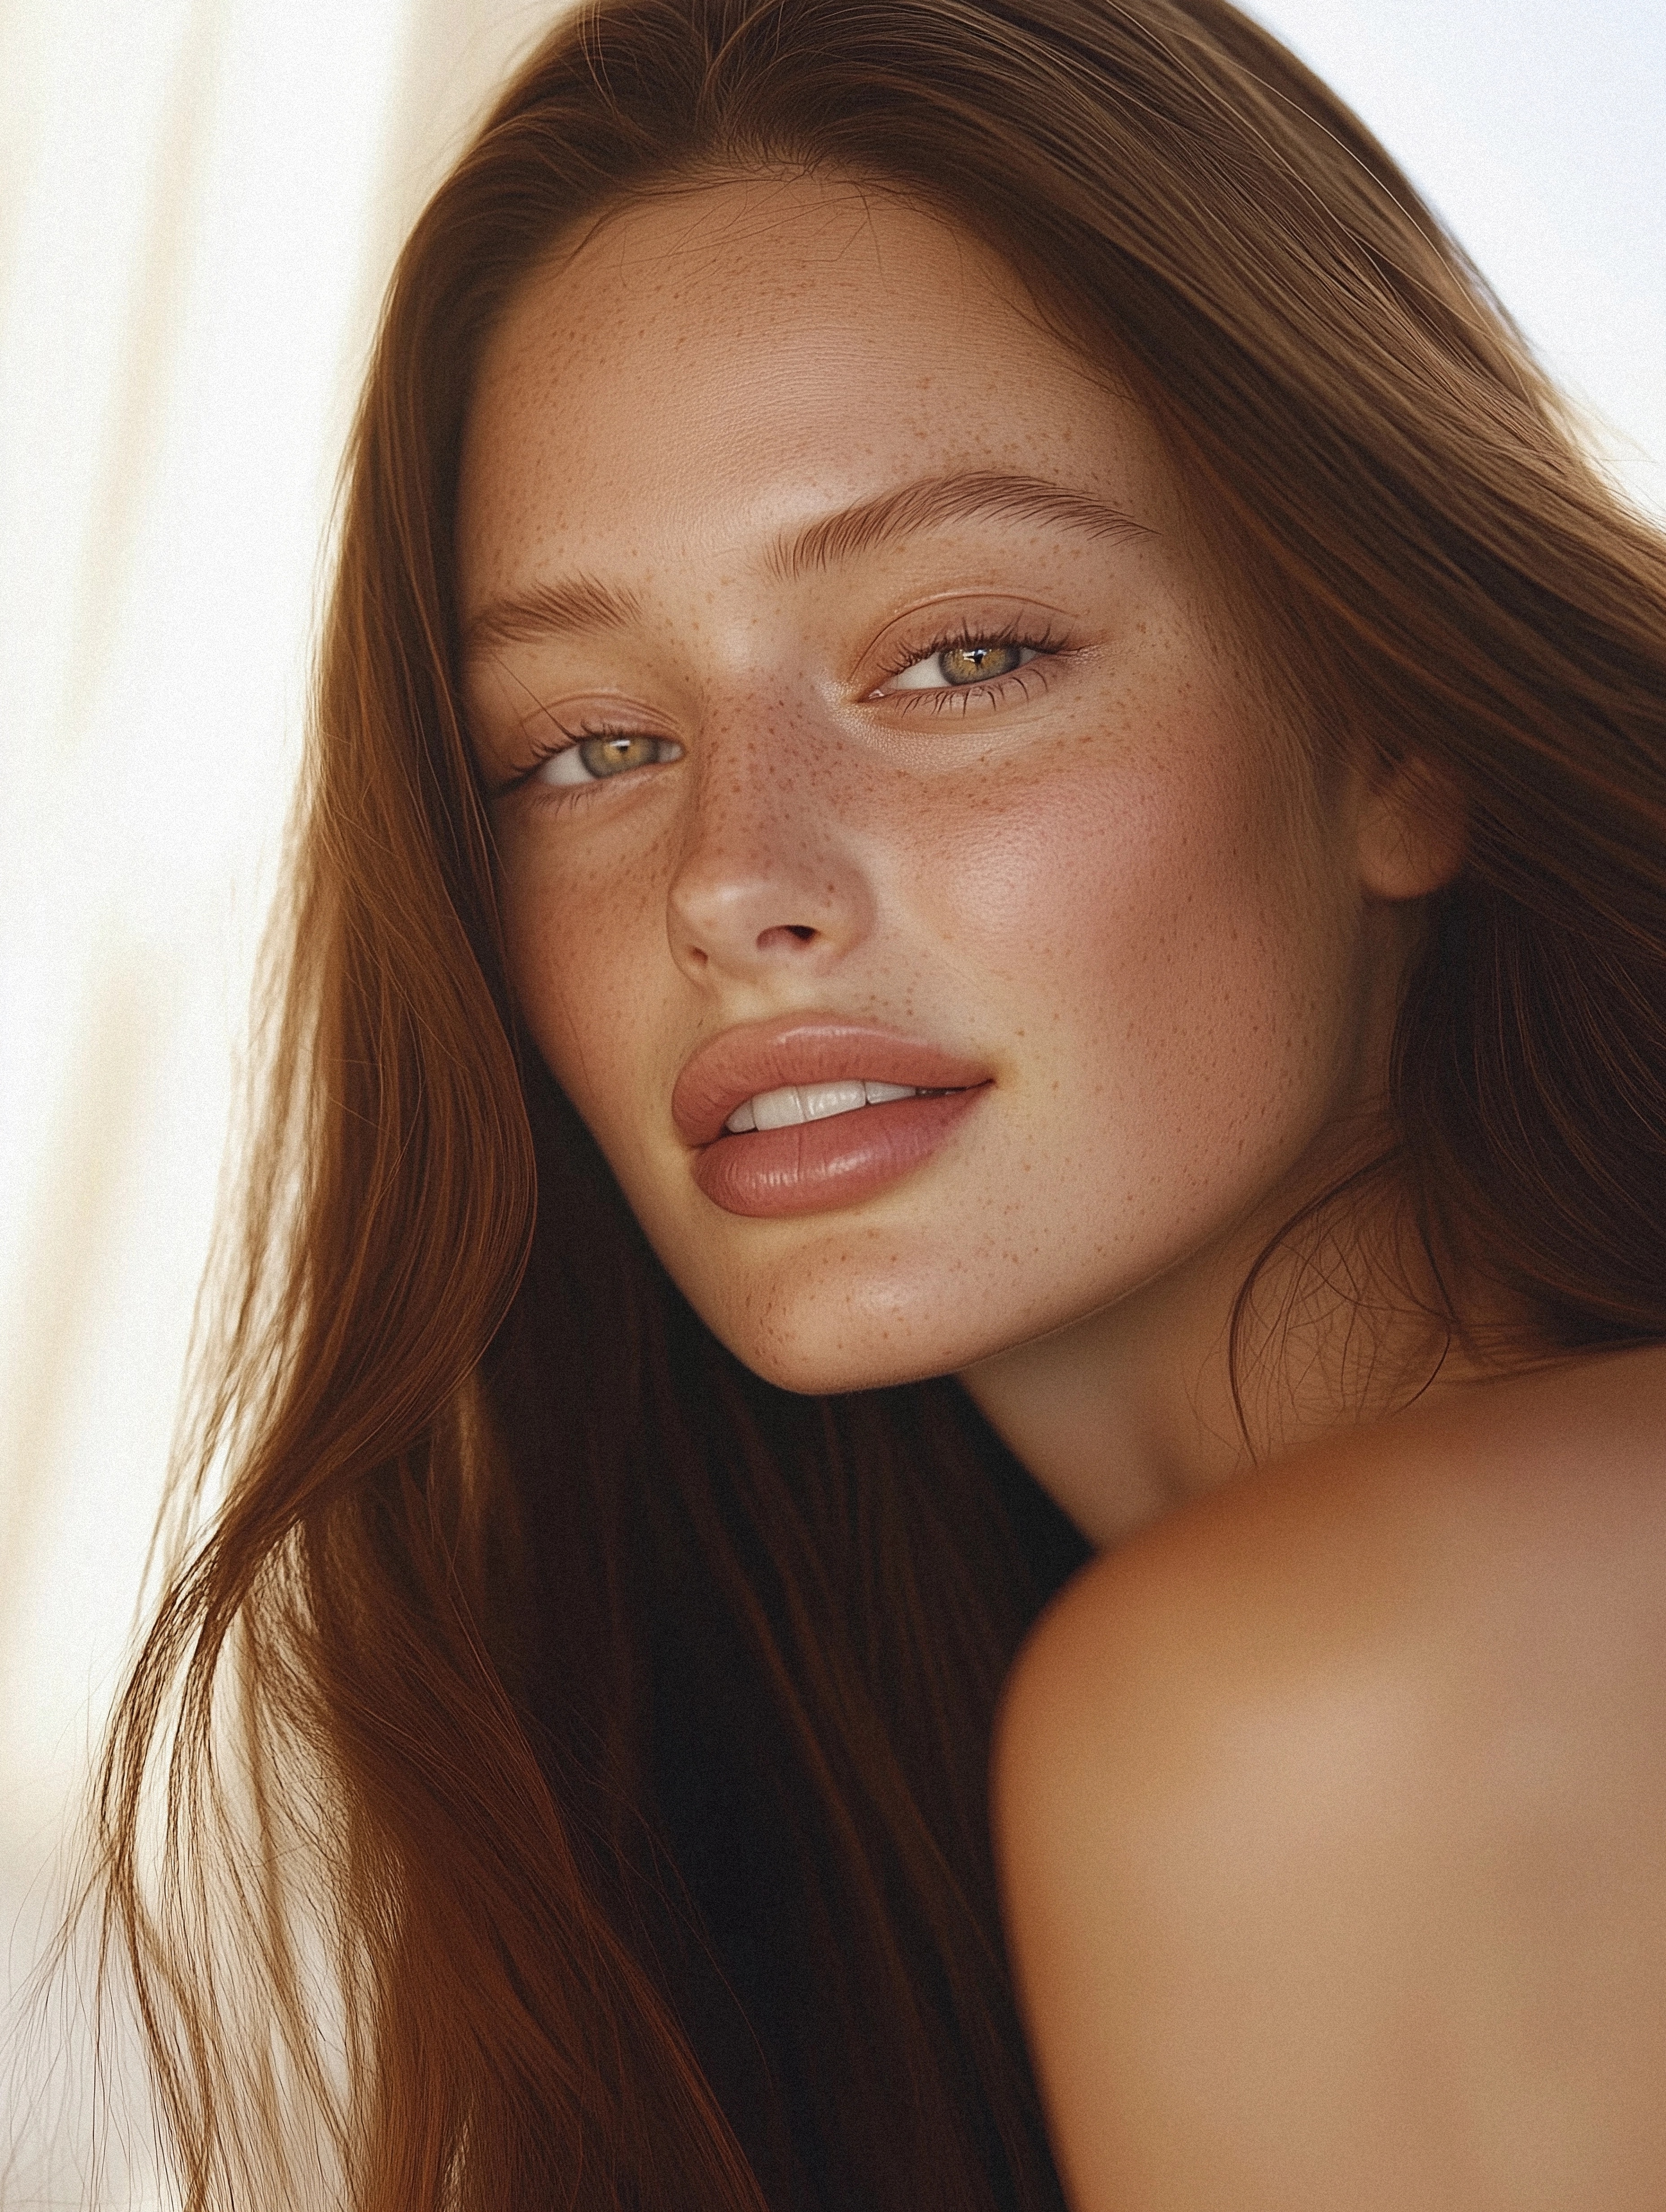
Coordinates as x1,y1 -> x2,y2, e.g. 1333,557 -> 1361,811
455,171 -> 1174,604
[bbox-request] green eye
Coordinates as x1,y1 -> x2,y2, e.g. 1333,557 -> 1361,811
937,642 -> 1028,684
578,733 -> 664,777
538,732 -> 683,786
886,639 -> 1040,692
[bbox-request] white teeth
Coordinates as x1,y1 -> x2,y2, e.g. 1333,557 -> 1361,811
724,1078 -> 922,1134
800,1078 -> 871,1123
755,1079 -> 867,1129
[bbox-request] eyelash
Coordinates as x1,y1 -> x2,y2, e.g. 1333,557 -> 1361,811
495,616 -> 1072,800
495,720 -> 660,800
873,616 -> 1071,715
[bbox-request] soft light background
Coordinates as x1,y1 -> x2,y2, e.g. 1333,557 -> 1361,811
0,0 -> 1661,2194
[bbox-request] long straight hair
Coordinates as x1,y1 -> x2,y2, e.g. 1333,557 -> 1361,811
94,0 -> 1666,2204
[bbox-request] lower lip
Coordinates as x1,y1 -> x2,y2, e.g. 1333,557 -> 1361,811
692,1088 -> 987,1218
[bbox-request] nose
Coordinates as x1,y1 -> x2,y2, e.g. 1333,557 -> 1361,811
666,714 -> 876,986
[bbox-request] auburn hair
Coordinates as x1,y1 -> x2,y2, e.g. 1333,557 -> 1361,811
92,0 -> 1666,2205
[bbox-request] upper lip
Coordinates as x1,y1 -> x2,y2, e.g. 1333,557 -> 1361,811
672,1017 -> 991,1147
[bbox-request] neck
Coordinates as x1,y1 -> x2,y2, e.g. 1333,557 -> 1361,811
956,1156 -> 1496,1549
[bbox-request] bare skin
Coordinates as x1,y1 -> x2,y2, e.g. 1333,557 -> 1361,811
456,170 -> 1666,2207
994,1342 -> 1666,2212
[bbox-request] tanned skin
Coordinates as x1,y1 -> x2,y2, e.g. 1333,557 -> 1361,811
458,168 -> 1666,2206
994,1344 -> 1666,2212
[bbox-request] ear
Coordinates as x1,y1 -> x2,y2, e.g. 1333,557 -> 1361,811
1353,750 -> 1467,901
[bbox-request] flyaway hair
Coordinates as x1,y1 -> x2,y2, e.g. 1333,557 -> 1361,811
88,0 -> 1666,2205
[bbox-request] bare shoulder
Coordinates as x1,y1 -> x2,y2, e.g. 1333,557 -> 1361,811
1000,1341 -> 1666,1744
993,1343 -> 1666,2212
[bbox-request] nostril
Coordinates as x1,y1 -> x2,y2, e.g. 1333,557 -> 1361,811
757,922 -> 819,949
785,924 -> 816,942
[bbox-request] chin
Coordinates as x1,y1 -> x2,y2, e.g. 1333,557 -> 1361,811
732,1337 -> 961,1398
688,1273 -> 1004,1399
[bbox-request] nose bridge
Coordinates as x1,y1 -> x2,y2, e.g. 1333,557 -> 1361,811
667,687 -> 872,972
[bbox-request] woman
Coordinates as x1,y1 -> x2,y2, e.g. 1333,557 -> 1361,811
93,0 -> 1666,2205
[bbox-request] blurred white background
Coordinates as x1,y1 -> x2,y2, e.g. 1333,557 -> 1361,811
0,0 -> 1661,2195
0,4 -> 561,2195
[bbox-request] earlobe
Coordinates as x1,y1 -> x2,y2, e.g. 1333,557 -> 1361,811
1355,750 -> 1468,901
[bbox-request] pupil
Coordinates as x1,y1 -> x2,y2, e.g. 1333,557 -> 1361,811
940,642 -> 1023,685
579,733 -> 655,777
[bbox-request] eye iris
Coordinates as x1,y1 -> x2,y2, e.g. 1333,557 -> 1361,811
938,642 -> 1024,685
578,733 -> 660,777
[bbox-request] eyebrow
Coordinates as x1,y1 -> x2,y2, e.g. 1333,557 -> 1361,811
767,470 -> 1148,582
463,573 -> 644,660
462,470 -> 1146,663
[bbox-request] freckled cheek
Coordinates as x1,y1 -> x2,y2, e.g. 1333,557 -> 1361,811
910,746 -> 1334,1113
497,841 -> 671,1120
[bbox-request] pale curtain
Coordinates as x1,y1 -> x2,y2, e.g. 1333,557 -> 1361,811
0,4 -> 556,2195
0,0 -> 1659,2199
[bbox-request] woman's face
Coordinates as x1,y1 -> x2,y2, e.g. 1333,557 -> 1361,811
458,173 -> 1408,1396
